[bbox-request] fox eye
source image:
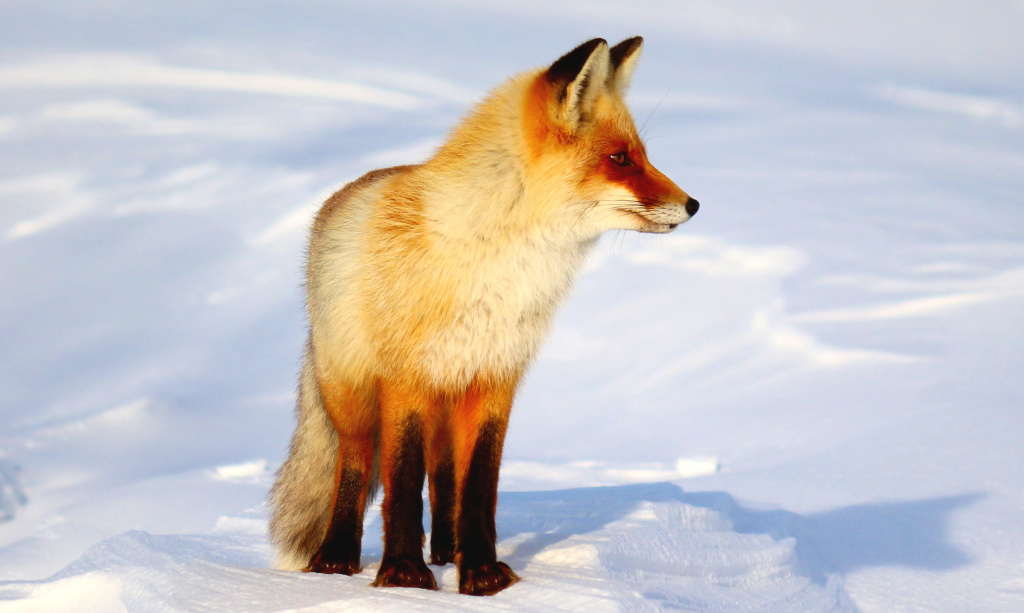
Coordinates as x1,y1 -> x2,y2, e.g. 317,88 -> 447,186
609,151 -> 632,167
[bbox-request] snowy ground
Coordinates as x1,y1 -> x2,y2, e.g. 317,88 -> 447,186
1,1 -> 1023,611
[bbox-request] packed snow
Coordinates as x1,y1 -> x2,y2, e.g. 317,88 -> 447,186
1,1 -> 1023,611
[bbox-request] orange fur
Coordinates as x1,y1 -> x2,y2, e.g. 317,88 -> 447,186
376,377 -> 427,477
450,376 -> 518,507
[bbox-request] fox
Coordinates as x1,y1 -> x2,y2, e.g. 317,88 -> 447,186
268,36 -> 699,596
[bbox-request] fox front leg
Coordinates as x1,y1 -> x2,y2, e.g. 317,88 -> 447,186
451,379 -> 519,596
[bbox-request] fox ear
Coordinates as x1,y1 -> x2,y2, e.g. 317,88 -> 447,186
545,38 -> 610,127
608,36 -> 643,93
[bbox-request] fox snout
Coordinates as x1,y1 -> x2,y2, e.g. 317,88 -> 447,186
636,195 -> 700,233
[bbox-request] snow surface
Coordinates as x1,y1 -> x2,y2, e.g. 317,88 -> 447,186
1,1 -> 1023,611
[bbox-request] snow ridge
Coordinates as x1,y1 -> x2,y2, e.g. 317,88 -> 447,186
0,483 -> 855,612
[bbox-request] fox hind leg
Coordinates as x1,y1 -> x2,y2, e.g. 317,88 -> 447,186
307,377 -> 377,575
306,457 -> 372,574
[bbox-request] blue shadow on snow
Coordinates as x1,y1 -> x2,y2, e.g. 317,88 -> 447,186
492,482 -> 982,586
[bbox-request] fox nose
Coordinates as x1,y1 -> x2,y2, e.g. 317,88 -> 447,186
685,197 -> 700,216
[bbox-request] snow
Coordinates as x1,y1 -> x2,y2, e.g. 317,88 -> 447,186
1,1 -> 1023,611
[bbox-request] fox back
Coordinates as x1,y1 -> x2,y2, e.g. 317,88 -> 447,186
269,37 -> 698,596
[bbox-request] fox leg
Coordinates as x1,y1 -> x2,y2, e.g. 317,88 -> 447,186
307,378 -> 376,575
452,377 -> 520,596
372,379 -> 437,590
424,409 -> 456,565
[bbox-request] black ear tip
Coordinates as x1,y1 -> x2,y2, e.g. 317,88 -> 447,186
546,38 -> 608,83
609,36 -> 644,67
562,38 -> 609,61
578,37 -> 609,51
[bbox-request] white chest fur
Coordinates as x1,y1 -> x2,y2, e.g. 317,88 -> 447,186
417,234 -> 591,386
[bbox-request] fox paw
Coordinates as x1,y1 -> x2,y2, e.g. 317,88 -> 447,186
459,561 -> 519,596
372,556 -> 438,590
306,555 -> 361,575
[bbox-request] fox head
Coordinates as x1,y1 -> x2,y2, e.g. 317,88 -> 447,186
519,37 -> 699,240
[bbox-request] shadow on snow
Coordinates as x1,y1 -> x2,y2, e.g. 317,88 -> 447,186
494,482 -> 981,585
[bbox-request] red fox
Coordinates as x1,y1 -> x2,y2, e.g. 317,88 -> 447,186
268,37 -> 698,596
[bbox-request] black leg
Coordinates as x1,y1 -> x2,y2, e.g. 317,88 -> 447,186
308,468 -> 367,574
457,419 -> 518,595
429,454 -> 456,565
372,416 -> 437,589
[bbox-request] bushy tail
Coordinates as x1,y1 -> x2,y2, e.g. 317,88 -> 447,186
268,342 -> 338,571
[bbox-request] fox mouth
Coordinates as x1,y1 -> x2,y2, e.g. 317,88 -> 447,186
639,221 -> 679,234
627,210 -> 684,234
